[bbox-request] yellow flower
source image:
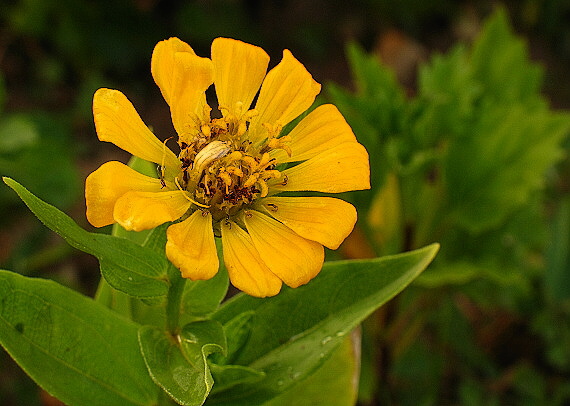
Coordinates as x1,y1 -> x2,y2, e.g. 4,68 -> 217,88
85,37 -> 370,297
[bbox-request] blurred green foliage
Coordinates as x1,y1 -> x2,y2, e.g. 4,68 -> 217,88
1,0 -> 570,405
329,8 -> 570,406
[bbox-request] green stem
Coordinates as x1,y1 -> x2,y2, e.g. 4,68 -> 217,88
165,270 -> 186,334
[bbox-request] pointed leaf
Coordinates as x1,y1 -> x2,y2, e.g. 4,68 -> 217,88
208,244 -> 439,405
470,8 -> 543,105
3,177 -> 169,298
0,270 -> 159,406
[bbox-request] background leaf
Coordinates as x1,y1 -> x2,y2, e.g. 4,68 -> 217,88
545,197 -> 570,301
445,106 -> 569,233
0,270 -> 159,406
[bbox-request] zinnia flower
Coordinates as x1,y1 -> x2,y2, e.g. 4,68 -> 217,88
85,37 -> 370,297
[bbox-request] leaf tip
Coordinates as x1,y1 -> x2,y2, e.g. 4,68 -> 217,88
425,242 -> 440,261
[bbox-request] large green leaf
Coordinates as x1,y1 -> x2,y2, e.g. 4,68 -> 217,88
0,270 -> 159,406
3,177 -> 169,298
263,331 -> 361,406
139,320 -> 226,406
207,244 -> 438,405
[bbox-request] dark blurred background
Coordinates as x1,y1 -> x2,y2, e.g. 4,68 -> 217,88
1,1 -> 570,405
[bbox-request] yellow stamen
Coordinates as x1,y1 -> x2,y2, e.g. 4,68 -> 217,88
242,156 -> 257,169
264,169 -> 281,179
257,179 -> 269,197
227,166 -> 244,177
201,124 -> 211,137
227,151 -> 243,161
244,173 -> 259,188
219,171 -> 232,189
237,121 -> 247,136
259,153 -> 271,168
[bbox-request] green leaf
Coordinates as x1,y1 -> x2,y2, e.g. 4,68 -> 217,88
94,156 -> 165,316
3,177 -> 169,298
0,270 -> 159,406
208,244 -> 439,405
0,114 -> 39,153
139,320 -> 226,406
445,106 -> 570,233
96,224 -> 170,325
545,197 -> 570,300
470,7 -> 543,106
210,364 -> 265,393
414,45 -> 479,145
209,311 -> 265,393
180,271 -> 229,320
263,331 -> 360,406
327,42 -> 407,210
0,113 -> 80,210
219,310 -> 255,364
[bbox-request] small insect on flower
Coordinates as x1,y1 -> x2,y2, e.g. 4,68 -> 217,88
85,37 -> 370,297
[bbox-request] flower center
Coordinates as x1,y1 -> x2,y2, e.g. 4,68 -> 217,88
174,103 -> 291,223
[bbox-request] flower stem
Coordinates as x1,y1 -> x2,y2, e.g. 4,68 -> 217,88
165,268 -> 186,334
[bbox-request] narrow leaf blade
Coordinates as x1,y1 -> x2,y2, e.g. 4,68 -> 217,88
3,177 -> 169,298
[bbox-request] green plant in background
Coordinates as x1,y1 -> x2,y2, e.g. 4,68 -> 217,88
328,8 -> 570,405
0,73 -> 80,279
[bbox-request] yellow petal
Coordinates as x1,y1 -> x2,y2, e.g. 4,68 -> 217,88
151,38 -> 196,105
85,161 -> 163,227
270,104 -> 356,163
212,38 -> 269,115
270,142 -> 370,193
243,210 -> 324,288
259,196 -> 357,250
221,219 -> 282,297
113,190 -> 191,232
169,52 -> 214,136
250,50 -> 321,142
93,88 -> 180,177
166,211 -> 219,280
